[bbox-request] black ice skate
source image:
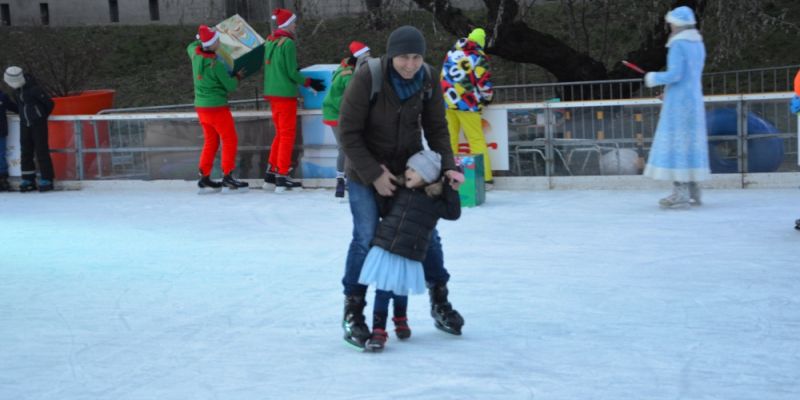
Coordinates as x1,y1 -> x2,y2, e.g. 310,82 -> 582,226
392,316 -> 411,340
429,284 -> 464,335
222,174 -> 249,193
263,167 -> 276,191
335,177 -> 346,198
19,178 -> 37,193
795,219 -> 800,231
342,295 -> 371,349
38,179 -> 54,192
274,175 -> 302,193
197,175 -> 222,194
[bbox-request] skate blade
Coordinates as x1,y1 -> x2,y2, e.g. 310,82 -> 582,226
262,183 -> 276,191
364,344 -> 385,352
659,203 -> 690,210
434,322 -> 462,336
222,187 -> 249,194
197,187 -> 222,195
274,186 -> 303,194
343,337 -> 367,351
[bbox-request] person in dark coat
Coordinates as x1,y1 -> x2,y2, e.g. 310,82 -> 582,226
337,25 -> 466,349
357,150 -> 461,351
0,90 -> 12,191
3,66 -> 55,192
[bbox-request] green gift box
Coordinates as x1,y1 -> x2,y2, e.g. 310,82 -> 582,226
455,153 -> 485,207
214,14 -> 265,79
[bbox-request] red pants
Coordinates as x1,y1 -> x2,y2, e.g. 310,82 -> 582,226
196,106 -> 238,176
267,97 -> 298,175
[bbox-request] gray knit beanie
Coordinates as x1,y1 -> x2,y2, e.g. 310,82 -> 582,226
4,66 -> 25,89
386,25 -> 426,59
406,150 -> 442,184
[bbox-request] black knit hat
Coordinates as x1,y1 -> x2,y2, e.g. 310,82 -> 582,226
386,25 -> 426,58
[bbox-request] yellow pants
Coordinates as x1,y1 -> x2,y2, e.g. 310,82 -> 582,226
446,109 -> 493,182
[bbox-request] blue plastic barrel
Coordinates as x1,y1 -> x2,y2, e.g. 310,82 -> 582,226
706,108 -> 784,173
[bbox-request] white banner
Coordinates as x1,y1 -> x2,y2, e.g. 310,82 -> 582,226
454,107 -> 509,170
6,117 -> 20,177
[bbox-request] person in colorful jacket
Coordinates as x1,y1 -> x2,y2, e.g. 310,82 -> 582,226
322,41 -> 370,198
3,67 -> 54,192
643,6 -> 709,209
188,24 -> 248,192
440,28 -> 495,186
262,8 -> 325,192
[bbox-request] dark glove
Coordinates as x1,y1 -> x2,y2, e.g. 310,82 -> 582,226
309,78 -> 326,92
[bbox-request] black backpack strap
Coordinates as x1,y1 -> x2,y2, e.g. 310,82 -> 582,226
367,57 -> 382,104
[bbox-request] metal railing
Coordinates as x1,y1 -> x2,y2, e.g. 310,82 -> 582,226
20,92 -> 796,183
98,65 -> 800,114
493,64 -> 800,104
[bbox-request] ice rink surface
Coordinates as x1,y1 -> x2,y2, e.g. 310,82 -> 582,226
1,184 -> 798,399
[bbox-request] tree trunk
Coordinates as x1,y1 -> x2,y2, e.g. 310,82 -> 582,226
410,0 -> 707,99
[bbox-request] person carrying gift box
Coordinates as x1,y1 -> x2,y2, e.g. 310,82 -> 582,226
188,24 -> 249,193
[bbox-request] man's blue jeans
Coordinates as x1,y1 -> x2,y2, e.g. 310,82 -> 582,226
342,180 -> 450,296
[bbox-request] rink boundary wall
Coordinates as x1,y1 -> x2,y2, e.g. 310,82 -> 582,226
38,172 -> 800,192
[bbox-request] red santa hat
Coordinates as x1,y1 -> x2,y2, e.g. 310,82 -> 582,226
272,8 -> 296,29
349,41 -> 370,58
196,25 -> 220,48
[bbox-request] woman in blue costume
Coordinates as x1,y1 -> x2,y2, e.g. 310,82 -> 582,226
644,6 -> 709,209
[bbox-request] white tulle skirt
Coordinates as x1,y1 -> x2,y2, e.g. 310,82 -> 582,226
358,246 -> 427,295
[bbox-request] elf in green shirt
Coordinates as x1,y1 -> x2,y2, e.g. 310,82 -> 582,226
262,8 -> 325,192
189,24 -> 248,192
322,41 -> 370,198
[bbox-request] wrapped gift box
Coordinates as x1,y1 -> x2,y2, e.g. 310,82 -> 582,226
455,153 -> 485,207
214,14 -> 265,79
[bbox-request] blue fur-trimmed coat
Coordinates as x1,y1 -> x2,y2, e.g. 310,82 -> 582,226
643,29 -> 710,182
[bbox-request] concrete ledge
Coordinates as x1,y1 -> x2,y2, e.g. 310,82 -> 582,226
24,172 -> 799,192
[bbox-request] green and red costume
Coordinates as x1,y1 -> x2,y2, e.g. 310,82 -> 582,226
322,59 -> 355,127
262,29 -> 312,175
188,40 -> 240,176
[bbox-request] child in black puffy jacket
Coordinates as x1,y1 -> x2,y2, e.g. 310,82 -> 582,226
358,150 -> 461,351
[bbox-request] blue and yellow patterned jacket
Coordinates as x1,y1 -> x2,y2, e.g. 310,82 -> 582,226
439,38 -> 493,112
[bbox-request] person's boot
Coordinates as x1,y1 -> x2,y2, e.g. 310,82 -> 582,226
366,311 -> 388,352
19,175 -> 37,193
795,219 -> 800,231
262,165 -> 276,191
0,174 -> 10,192
429,283 -> 464,335
335,176 -> 346,198
659,182 -> 690,209
197,173 -> 222,194
392,316 -> 411,340
342,295 -> 371,349
38,179 -> 54,192
275,174 -> 302,193
688,181 -> 702,206
221,174 -> 249,193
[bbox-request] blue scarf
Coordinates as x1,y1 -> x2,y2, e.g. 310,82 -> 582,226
388,63 -> 425,102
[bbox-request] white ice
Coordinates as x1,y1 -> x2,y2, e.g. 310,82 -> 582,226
1,183 -> 798,400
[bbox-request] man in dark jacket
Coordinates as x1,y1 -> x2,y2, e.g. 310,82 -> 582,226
4,67 -> 55,192
0,90 -> 12,191
337,25 -> 466,348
